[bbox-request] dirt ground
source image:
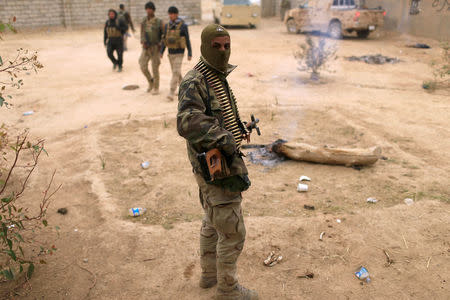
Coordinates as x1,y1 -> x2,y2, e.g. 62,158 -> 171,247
0,18 -> 449,299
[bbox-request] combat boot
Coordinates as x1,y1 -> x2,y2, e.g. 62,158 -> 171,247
216,284 -> 258,300
166,91 -> 175,101
151,88 -> 159,95
147,79 -> 154,93
199,275 -> 217,289
118,66 -> 123,72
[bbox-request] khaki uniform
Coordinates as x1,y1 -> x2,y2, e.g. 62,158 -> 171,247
177,58 -> 251,296
168,53 -> 184,93
139,16 -> 163,91
161,18 -> 193,97
139,45 -> 161,90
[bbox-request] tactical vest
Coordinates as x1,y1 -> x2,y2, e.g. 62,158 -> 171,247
143,17 -> 162,45
194,60 -> 247,150
163,21 -> 186,49
107,19 -> 122,38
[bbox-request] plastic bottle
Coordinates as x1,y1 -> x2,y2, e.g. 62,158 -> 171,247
128,207 -> 147,217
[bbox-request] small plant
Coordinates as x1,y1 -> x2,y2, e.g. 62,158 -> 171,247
0,129 -> 60,281
423,42 -> 449,91
0,17 -> 58,283
0,18 -> 43,108
294,35 -> 337,81
99,156 -> 106,170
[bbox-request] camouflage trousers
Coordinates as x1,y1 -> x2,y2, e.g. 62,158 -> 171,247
168,53 -> 184,94
195,174 -> 246,295
139,45 -> 160,90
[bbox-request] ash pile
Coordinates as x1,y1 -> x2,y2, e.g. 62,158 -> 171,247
345,54 -> 400,64
244,143 -> 286,168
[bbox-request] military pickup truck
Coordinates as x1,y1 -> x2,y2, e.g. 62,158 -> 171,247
214,0 -> 261,28
284,0 -> 385,39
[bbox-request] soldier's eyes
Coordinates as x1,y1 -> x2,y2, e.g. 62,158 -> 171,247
224,43 -> 230,50
213,43 -> 221,49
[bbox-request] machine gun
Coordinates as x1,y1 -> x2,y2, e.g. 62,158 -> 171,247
197,114 -> 261,182
243,114 -> 261,142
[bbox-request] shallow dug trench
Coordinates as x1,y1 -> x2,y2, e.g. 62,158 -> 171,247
94,106 -> 449,229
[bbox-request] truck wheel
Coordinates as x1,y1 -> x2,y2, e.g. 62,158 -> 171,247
357,30 -> 370,38
286,19 -> 297,34
328,21 -> 342,39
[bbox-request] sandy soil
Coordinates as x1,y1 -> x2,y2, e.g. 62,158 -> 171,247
0,19 -> 449,299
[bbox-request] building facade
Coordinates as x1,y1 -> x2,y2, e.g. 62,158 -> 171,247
0,0 -> 201,29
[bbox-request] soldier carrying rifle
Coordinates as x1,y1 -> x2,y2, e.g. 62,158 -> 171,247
177,24 -> 259,300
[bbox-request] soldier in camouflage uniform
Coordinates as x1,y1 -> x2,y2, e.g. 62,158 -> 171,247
139,1 -> 164,95
177,24 -> 258,300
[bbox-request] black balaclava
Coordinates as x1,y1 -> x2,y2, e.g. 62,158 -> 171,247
108,9 -> 117,20
201,24 -> 230,73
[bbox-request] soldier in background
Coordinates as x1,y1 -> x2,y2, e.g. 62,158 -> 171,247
139,1 -> 164,95
280,0 -> 291,21
118,4 -> 135,51
160,6 -> 193,101
177,24 -> 258,300
104,9 -> 128,72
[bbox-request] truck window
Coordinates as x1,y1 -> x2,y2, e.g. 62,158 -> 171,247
333,0 -> 338,5
223,0 -> 251,5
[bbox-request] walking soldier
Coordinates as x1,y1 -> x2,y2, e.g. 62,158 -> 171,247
161,6 -> 193,101
104,9 -> 128,72
139,1 -> 164,95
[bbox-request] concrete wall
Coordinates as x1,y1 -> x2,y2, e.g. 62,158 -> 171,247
366,0 -> 449,40
0,0 -> 201,28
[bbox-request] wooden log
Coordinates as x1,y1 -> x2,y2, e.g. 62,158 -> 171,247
271,142 -> 381,166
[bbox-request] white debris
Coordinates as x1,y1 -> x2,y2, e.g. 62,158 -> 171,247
404,198 -> 414,206
319,232 -> 325,241
23,111 -> 34,116
367,197 -> 378,203
336,219 -> 342,223
297,183 -> 308,192
264,251 -> 283,267
299,175 -> 311,182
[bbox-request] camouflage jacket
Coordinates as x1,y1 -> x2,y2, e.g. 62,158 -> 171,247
177,58 -> 250,191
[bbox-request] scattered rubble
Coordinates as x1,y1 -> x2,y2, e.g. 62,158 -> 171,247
263,251 -> 283,267
355,266 -> 371,283
297,183 -> 308,192
404,198 -> 414,206
297,272 -> 314,279
23,110 -> 34,116
367,197 -> 378,204
141,161 -> 150,169
304,204 -> 315,210
57,207 -> 68,215
299,175 -> 311,182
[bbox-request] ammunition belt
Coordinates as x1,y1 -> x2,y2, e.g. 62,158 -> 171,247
194,60 -> 246,150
